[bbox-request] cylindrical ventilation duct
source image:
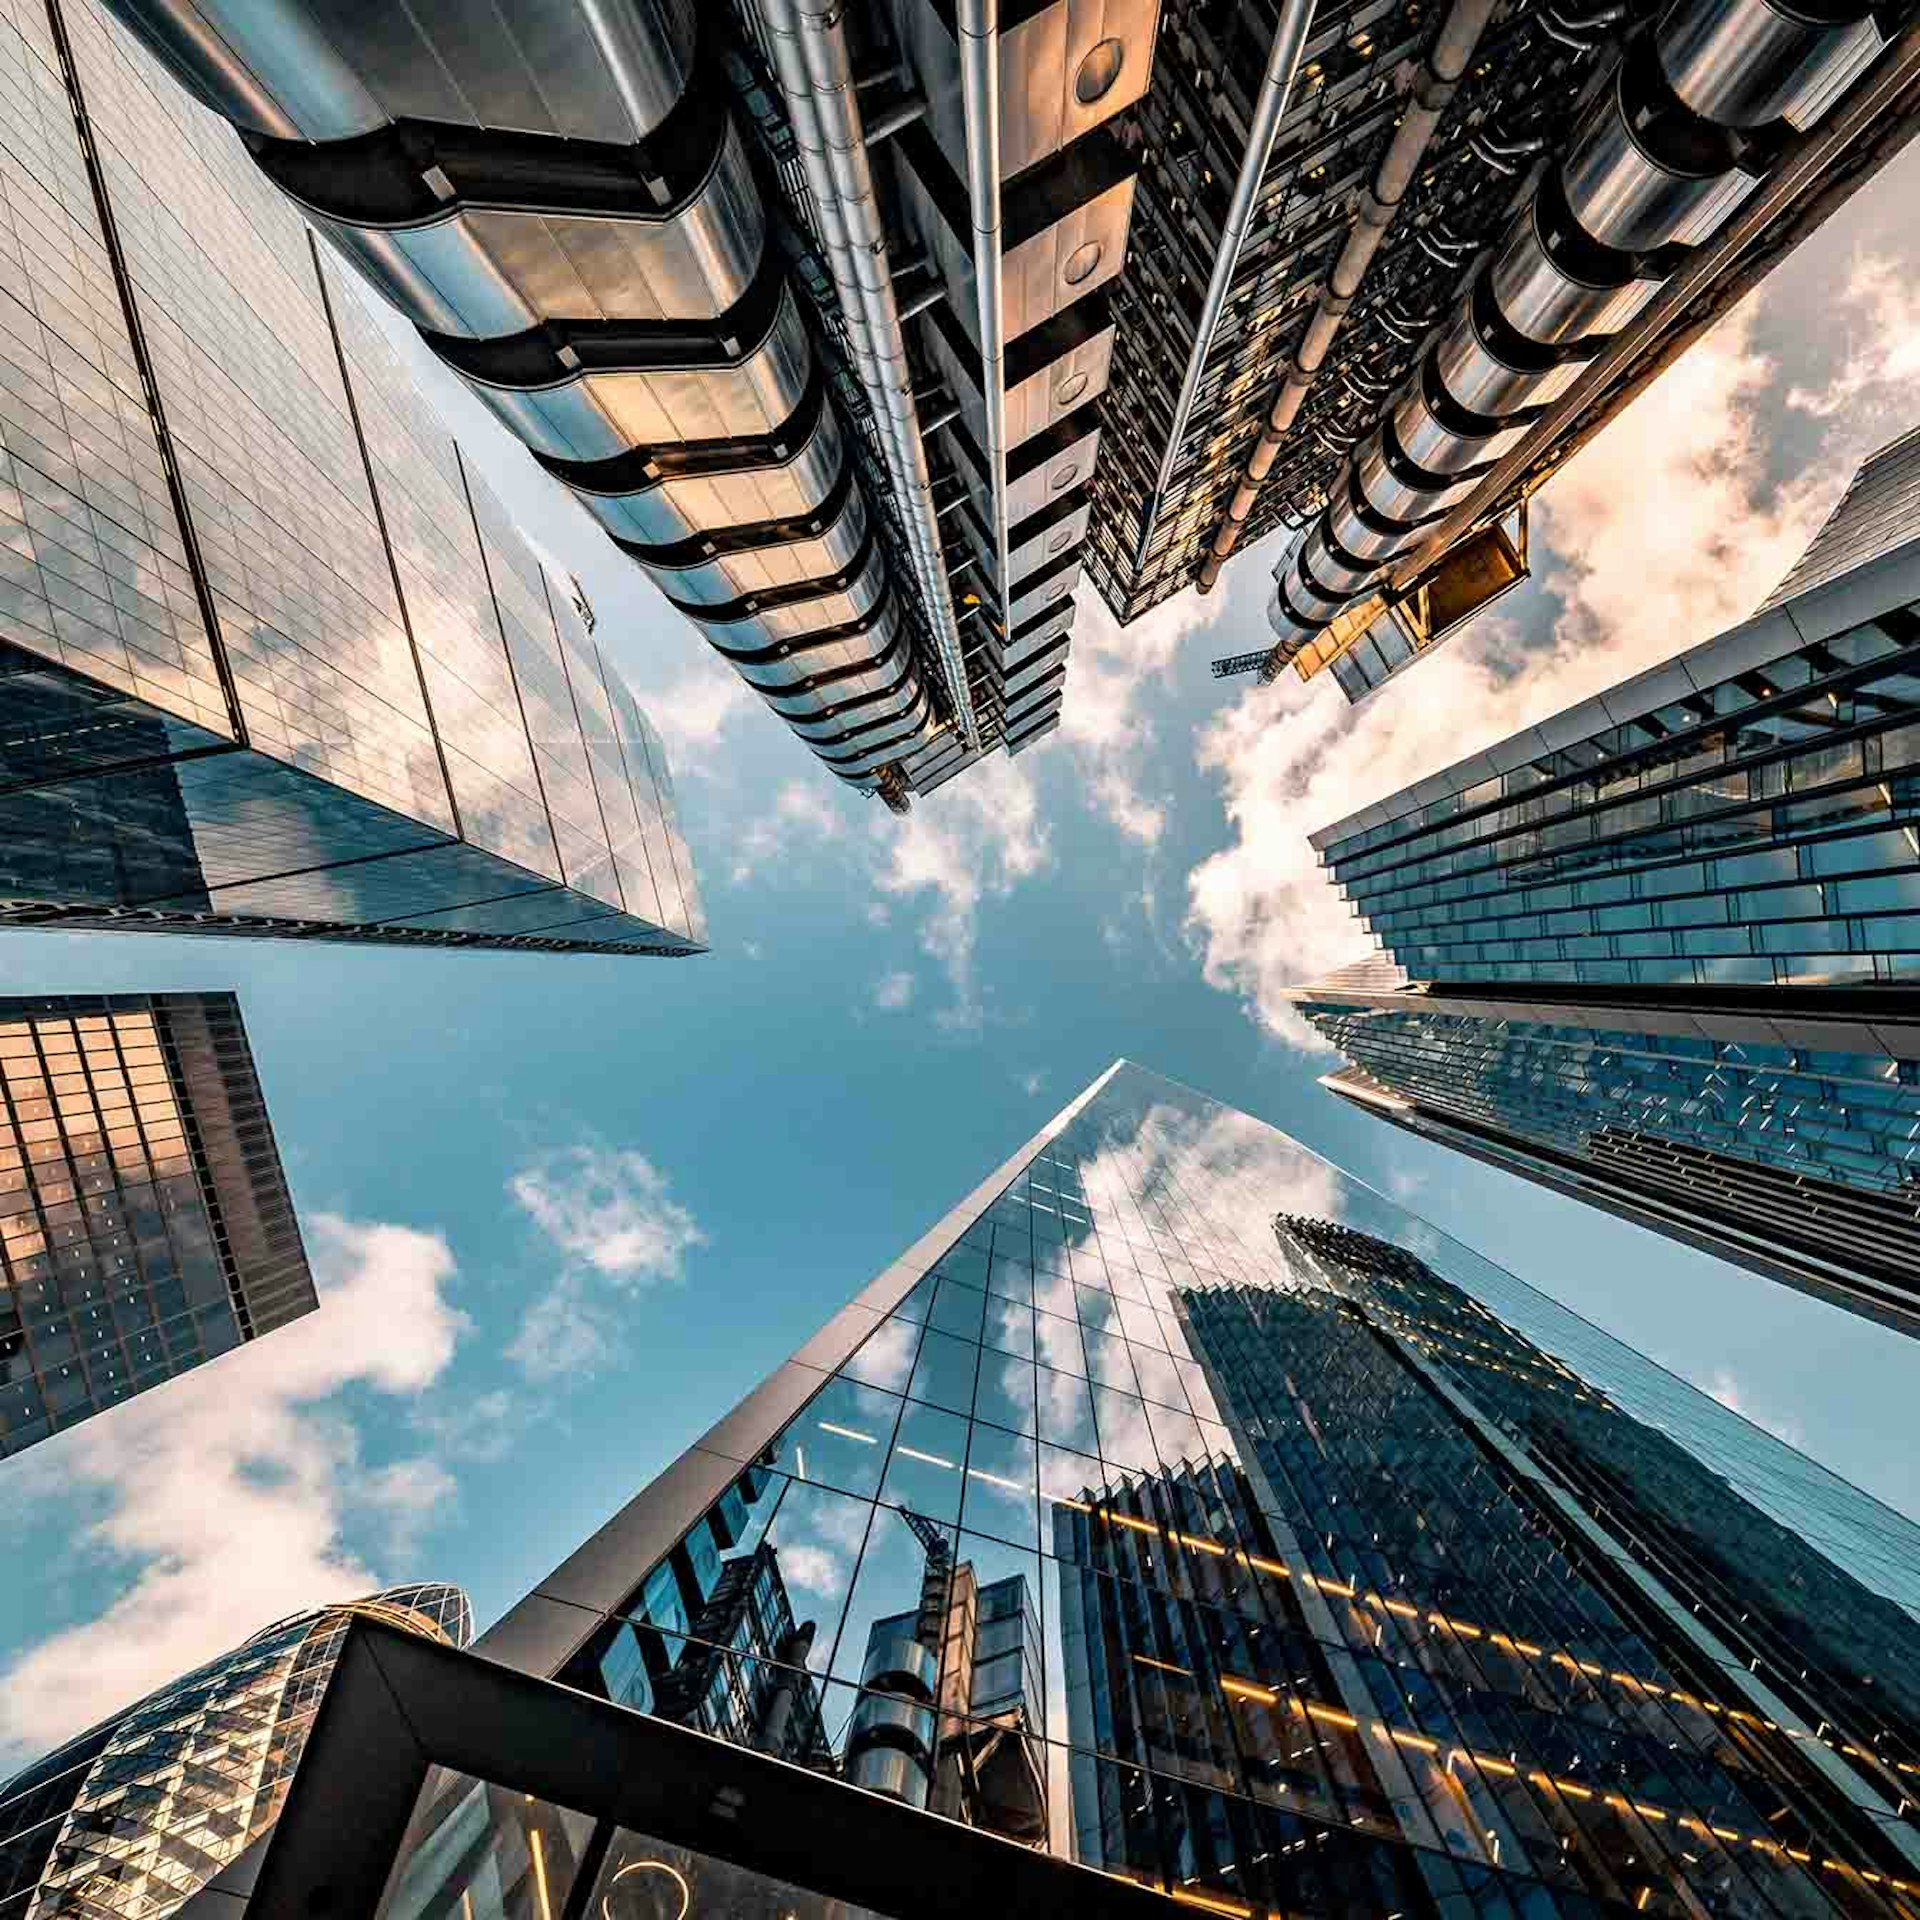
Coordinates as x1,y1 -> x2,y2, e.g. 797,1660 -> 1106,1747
98,0 -> 945,794
1261,0 -> 1886,660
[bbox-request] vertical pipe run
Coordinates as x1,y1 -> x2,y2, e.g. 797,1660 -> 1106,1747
760,0 -> 980,750
958,0 -> 1013,687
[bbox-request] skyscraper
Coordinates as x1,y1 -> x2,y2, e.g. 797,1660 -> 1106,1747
1294,425 -> 1920,1335
1219,0 -> 1913,694
0,992 -> 314,1459
240,1063 -> 1920,1918
95,0 -> 1169,800
0,1584 -> 471,1920
1,0 -> 703,948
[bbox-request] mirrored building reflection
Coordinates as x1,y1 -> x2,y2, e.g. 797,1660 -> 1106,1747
1293,426 -> 1920,1336
0,1584 -> 471,1920
387,1061 -> 1920,1918
0,0 -> 702,952
0,992 -> 312,1459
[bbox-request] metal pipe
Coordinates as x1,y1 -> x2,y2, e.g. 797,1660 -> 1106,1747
957,0 -> 1012,701
1197,0 -> 1499,592
759,0 -> 979,750
1128,0 -> 1316,578
1256,0 -> 1886,658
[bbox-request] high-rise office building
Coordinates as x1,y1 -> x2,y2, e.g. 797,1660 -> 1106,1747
229,1063 -> 1920,1918
92,0 -> 1920,743
97,0 -> 1172,799
1212,0 -> 1913,696
0,1583 -> 470,1920
1293,426 -> 1920,1335
0,992 -> 313,1459
1,0 -> 703,948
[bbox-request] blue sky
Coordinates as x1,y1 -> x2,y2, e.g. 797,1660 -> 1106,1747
4,139 -> 1919,1767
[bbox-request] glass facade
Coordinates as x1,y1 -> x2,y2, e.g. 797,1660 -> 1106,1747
0,992 -> 314,1458
474,1062 -> 1920,1917
0,1583 -> 471,1920
1294,432 -> 1920,1335
0,0 -> 703,953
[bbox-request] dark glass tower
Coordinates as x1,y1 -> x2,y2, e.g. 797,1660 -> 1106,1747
0,0 -> 703,948
0,992 -> 314,1459
281,1062 -> 1920,1920
0,1584 -> 470,1920
1294,426 -> 1920,1337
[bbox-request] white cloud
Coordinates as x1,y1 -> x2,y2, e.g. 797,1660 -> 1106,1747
1018,1070 -> 1046,1097
507,1147 -> 703,1380
1186,287 -> 1880,1042
1784,249 -> 1920,421
0,1218 -> 464,1762
1059,588 -> 1202,846
873,969 -> 915,1011
730,780 -> 848,883
637,656 -> 755,758
1707,1369 -> 1805,1448
872,753 -> 1049,1026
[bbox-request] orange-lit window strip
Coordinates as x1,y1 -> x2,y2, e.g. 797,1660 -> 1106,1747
1069,1500 -> 1920,1803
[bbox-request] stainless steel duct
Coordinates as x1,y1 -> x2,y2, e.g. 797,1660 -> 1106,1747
98,0 -> 950,796
1129,0 -> 1316,579
758,0 -> 980,751
1197,0 -> 1500,591
1261,0 -> 1887,662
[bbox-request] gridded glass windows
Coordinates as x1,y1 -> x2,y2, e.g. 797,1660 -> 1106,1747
557,1065 -> 1920,1918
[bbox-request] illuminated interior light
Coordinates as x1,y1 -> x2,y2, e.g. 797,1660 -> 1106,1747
1134,1653 -> 1194,1678
1220,1675 -> 1279,1704
1176,1532 -> 1227,1555
1111,1513 -> 1160,1535
529,1829 -> 553,1920
1305,1704 -> 1358,1730
603,1860 -> 692,1920
966,1467 -> 1026,1492
1389,1729 -> 1440,1754
818,1421 -> 876,1444
1474,1754 -> 1517,1777
895,1445 -> 955,1469
1167,1889 -> 1253,1918
1313,1576 -> 1355,1597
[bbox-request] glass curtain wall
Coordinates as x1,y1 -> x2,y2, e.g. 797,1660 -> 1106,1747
541,1063 -> 1920,1918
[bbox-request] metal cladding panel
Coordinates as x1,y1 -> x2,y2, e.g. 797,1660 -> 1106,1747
1004,323 -> 1114,448
1001,173 -> 1134,341
998,0 -> 1161,177
1006,425 -> 1101,523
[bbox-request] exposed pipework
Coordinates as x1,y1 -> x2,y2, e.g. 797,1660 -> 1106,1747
1197,0 -> 1501,592
1260,0 -> 1887,664
98,0 -> 954,795
957,0 -> 1013,664
758,0 -> 979,751
1128,0 -> 1317,577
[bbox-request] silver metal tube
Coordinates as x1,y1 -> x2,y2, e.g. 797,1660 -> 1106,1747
1258,0 -> 1883,656
957,0 -> 1012,701
1129,0 -> 1316,576
759,0 -> 978,749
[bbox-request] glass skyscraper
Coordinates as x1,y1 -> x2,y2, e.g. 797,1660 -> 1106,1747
0,0 -> 703,952
0,991 -> 313,1459
338,1062 -> 1920,1919
1295,426 -> 1920,1337
0,1583 -> 471,1920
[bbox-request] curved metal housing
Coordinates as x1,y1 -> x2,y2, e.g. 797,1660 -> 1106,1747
1264,0 -> 1887,667
100,0 -> 941,793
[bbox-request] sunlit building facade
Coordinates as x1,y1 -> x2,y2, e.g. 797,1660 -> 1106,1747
315,1062 -> 1920,1919
0,992 -> 312,1459
0,1584 -> 470,1920
1296,427 -> 1920,1336
1,0 -> 702,949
